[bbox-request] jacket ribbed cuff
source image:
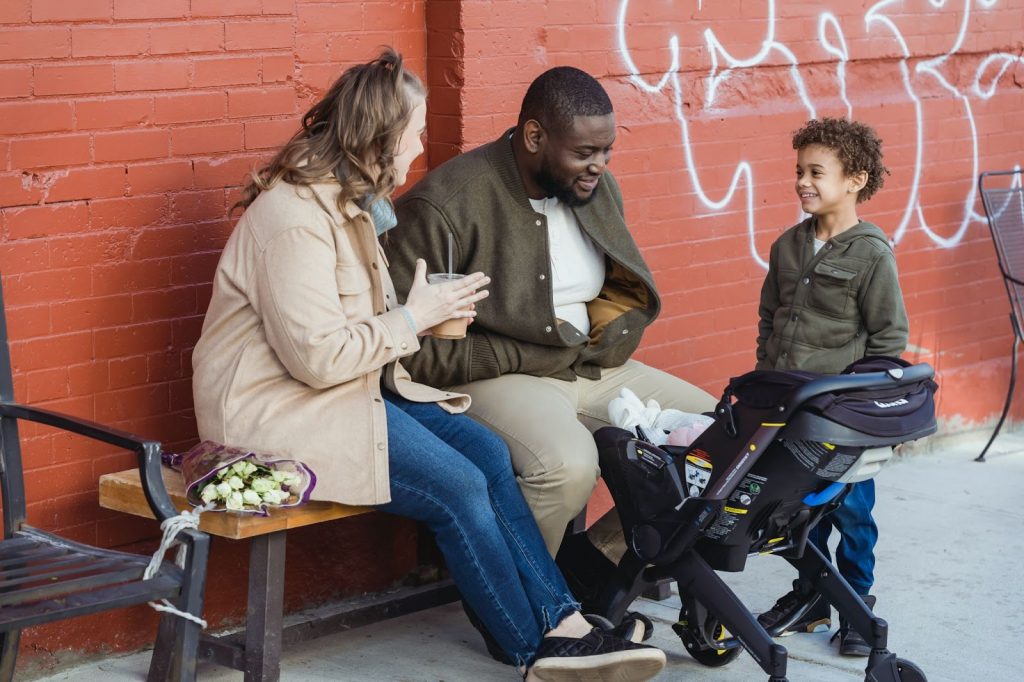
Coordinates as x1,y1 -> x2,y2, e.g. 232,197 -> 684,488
469,335 -> 501,381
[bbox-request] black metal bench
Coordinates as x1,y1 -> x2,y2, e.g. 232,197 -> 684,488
0,277 -> 211,682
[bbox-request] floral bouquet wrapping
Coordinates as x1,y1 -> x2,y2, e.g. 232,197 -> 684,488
162,441 -> 316,515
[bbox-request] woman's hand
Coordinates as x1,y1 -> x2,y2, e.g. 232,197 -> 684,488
402,259 -> 490,336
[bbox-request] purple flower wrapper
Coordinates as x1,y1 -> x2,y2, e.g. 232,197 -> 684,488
162,440 -> 317,515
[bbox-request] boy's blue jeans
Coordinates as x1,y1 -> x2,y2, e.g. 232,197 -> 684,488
807,479 -> 878,596
377,390 -> 579,667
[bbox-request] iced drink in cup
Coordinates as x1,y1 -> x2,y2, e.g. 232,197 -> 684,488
426,273 -> 470,339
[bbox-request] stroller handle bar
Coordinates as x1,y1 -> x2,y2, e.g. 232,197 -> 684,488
779,362 -> 935,419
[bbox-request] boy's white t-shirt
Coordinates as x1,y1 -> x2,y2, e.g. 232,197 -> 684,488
813,237 -> 826,254
528,196 -> 605,335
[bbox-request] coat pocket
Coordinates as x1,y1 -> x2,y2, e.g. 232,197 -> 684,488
335,263 -> 373,321
809,261 -> 856,317
334,263 -> 371,294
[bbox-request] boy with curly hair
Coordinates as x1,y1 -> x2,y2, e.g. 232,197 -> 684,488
754,118 -> 908,656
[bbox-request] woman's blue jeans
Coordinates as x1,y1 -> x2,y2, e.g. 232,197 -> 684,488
807,479 -> 878,596
377,390 -> 579,666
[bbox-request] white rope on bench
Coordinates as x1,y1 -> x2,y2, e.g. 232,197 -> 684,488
143,504 -> 212,628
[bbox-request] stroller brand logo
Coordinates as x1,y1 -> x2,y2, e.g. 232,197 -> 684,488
873,398 -> 909,408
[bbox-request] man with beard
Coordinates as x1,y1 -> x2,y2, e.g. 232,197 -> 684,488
387,67 -> 715,565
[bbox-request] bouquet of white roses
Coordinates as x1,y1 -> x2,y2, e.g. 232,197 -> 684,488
163,441 -> 316,515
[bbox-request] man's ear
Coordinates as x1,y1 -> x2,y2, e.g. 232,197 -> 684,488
848,170 -> 868,194
522,119 -> 544,154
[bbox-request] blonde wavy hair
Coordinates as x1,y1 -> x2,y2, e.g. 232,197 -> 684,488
235,47 -> 425,214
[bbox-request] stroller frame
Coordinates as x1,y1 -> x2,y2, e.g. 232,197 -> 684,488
558,364 -> 933,682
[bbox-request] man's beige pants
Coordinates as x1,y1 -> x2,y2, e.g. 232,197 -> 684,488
452,360 -> 717,557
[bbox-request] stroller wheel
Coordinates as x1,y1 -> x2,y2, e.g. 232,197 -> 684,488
672,608 -> 742,667
896,658 -> 927,682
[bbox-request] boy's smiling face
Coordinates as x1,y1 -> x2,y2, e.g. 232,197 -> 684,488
795,144 -> 866,218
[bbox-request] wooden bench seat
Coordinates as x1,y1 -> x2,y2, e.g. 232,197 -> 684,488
99,467 -> 370,540
99,466 -> 457,682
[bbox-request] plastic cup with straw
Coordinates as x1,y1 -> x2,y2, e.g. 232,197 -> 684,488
427,231 -> 468,339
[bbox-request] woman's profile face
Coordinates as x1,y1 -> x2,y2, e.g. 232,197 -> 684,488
393,96 -> 426,187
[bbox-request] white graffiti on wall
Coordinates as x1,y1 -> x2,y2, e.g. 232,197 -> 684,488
616,0 -> 1024,268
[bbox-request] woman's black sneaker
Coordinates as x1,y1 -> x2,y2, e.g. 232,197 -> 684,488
529,628 -> 665,681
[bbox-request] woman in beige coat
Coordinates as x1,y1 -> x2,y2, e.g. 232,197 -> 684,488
191,49 -> 664,681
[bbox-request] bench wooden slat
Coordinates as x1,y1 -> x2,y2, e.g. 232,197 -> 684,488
0,574 -> 183,631
0,554 -> 138,591
0,553 -> 87,580
0,563 -> 145,606
99,466 -> 372,540
0,544 -> 66,568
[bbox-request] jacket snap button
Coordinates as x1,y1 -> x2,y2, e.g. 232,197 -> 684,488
621,329 -> 629,334
545,325 -> 552,333
377,442 -> 385,450
781,351 -> 788,358
802,277 -> 810,285
826,243 -> 833,249
791,314 -> 798,322
371,262 -> 378,269
400,342 -> 408,350
539,274 -> 546,280
535,219 -> 542,226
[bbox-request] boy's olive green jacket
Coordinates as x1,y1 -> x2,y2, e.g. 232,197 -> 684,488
757,218 -> 909,374
386,130 -> 659,387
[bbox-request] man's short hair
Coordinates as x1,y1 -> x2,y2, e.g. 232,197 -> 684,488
518,66 -> 613,134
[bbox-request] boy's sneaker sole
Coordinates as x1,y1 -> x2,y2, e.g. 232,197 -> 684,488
776,615 -> 831,637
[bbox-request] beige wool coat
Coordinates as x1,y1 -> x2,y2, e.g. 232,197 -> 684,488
191,180 -> 470,506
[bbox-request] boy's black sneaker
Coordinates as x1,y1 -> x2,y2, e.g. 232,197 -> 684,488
756,580 -> 831,636
529,628 -> 666,682
832,595 -> 876,656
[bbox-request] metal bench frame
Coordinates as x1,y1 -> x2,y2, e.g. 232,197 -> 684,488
976,169 -> 1024,462
0,277 -> 210,682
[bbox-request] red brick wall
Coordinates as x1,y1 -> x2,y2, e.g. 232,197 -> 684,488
1,0 -> 1022,672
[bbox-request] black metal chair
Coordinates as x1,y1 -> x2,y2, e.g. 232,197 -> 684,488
977,169 -> 1024,462
0,277 -> 210,682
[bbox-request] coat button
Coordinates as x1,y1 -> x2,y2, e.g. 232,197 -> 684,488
826,243 -> 833,250
539,274 -> 546,280
621,329 -> 629,334
781,351 -> 788,359
535,219 -> 542,226
377,442 -> 385,450
545,325 -> 552,333
386,294 -> 391,300
400,342 -> 408,350
802,277 -> 810,285
791,314 -> 798,322
371,262 -> 378,269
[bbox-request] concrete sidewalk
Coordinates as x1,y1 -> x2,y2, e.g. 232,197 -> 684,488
34,431 -> 1024,682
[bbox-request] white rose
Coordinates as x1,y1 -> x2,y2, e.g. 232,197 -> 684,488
200,483 -> 219,503
271,470 -> 288,483
227,476 -> 244,490
242,490 -> 262,506
215,482 -> 232,497
243,461 -> 258,476
231,461 -> 247,474
251,478 -> 275,494
261,489 -> 283,505
226,491 -> 244,510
